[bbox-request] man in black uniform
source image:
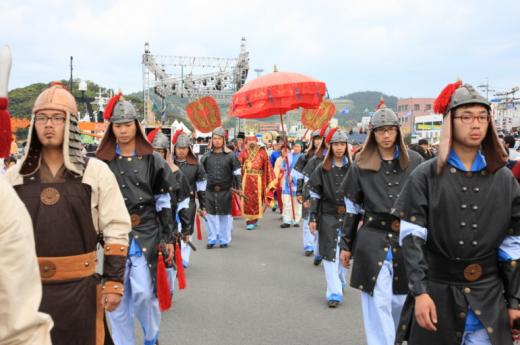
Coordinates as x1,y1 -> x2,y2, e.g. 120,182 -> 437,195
173,131 -> 207,266
308,129 -> 350,307
339,106 -> 423,345
96,95 -> 176,345
393,82 -> 520,344
302,127 -> 332,265
201,127 -> 242,249
294,128 -> 324,256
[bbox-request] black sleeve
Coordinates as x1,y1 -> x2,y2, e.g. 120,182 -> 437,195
151,152 -> 176,196
341,163 -> 364,205
308,164 -> 323,222
196,163 -> 207,210
231,154 -> 242,190
500,175 -> 520,309
177,172 -> 193,235
392,167 -> 430,296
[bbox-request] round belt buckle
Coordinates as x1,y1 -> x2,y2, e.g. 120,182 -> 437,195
39,260 -> 57,278
214,186 -> 221,192
464,263 -> 482,282
40,187 -> 60,206
130,214 -> 141,227
337,206 -> 346,215
391,220 -> 401,233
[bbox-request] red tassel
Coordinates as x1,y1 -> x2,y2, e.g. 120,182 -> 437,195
325,127 -> 337,144
103,93 -> 122,120
147,127 -> 161,143
0,98 -> 12,159
196,213 -> 203,240
231,192 -> 242,217
171,129 -> 183,144
175,242 -> 186,289
375,97 -> 385,110
156,252 -> 172,312
434,80 -> 462,115
319,122 -> 328,137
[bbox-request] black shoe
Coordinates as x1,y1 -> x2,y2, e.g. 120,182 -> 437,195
280,223 -> 290,228
293,224 -> 300,227
313,256 -> 322,266
327,300 -> 339,308
206,244 -> 215,249
220,244 -> 229,248
304,250 -> 313,257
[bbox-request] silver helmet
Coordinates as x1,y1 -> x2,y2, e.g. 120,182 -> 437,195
448,84 -> 490,113
110,100 -> 139,123
369,108 -> 400,130
151,131 -> 170,150
212,127 -> 226,138
175,133 -> 191,148
329,130 -> 348,144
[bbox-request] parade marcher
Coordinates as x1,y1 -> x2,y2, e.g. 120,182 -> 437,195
147,127 -> 192,287
6,83 -> 130,345
239,133 -> 276,230
303,127 -> 332,265
172,131 -> 207,266
279,142 -> 303,228
200,127 -> 242,249
1,176 -> 53,345
96,94 -> 177,345
339,106 -> 423,345
294,128 -> 324,256
234,131 -> 245,158
393,82 -> 520,345
308,129 -> 350,307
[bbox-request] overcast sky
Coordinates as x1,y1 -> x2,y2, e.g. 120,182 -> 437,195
1,0 -> 519,98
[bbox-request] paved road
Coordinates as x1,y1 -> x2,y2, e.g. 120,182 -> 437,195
147,210 -> 366,345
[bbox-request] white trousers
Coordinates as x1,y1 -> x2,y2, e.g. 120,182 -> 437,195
461,328 -> 491,344
108,254 -> 161,345
302,218 -> 315,251
206,214 -> 232,245
181,235 -> 192,267
361,260 -> 406,345
322,241 -> 347,301
282,194 -> 302,224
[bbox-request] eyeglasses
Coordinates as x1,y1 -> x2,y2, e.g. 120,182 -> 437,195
34,114 -> 67,125
374,126 -> 398,134
453,115 -> 490,124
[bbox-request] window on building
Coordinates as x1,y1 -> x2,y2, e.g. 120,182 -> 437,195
425,104 -> 432,111
414,104 -> 420,111
404,105 -> 409,111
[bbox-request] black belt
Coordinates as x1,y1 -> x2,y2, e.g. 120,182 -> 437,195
321,204 -> 347,215
208,184 -> 230,192
428,251 -> 498,285
364,212 -> 401,233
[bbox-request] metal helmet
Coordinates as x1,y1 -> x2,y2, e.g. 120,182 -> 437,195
329,130 -> 348,144
212,127 -> 226,138
311,129 -> 321,137
110,99 -> 138,123
151,131 -> 169,150
21,83 -> 86,176
369,108 -> 399,130
175,133 -> 191,148
448,84 -> 490,113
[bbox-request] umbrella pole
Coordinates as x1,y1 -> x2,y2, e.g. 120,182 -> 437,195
300,128 -> 309,141
279,114 -> 296,221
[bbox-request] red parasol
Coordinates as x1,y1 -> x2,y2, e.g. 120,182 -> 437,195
230,70 -> 326,220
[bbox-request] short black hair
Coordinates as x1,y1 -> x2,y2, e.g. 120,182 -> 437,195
504,135 -> 516,149
418,138 -> 429,146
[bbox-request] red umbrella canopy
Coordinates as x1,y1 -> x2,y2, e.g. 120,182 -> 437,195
230,71 -> 326,119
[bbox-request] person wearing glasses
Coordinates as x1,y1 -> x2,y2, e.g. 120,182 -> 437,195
393,83 -> 520,345
5,83 -> 130,345
339,106 -> 423,345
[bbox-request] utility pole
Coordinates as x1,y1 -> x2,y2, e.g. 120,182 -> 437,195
69,56 -> 74,92
477,78 -> 495,100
